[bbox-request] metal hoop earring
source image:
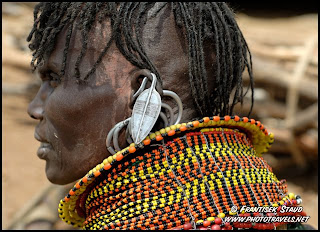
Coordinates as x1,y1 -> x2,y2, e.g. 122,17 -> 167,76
106,73 -> 183,154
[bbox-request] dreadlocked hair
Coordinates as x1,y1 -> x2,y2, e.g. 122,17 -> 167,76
27,2 -> 254,117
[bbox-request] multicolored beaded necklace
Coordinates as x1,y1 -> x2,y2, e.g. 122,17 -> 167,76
58,116 -> 307,230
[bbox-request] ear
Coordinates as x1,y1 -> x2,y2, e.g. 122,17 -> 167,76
129,69 -> 163,108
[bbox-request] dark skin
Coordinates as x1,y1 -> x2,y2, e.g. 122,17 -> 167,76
28,5 -> 214,185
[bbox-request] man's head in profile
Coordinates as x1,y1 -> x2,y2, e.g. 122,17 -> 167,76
25,3 -> 310,231
27,2 -> 254,185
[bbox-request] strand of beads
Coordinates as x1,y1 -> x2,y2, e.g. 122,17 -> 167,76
220,128 -> 263,208
187,131 -> 237,214
165,135 -> 222,222
83,147 -> 192,230
162,139 -> 197,229
240,134 -> 286,206
86,129 -> 277,230
200,129 -> 263,211
58,116 -> 274,227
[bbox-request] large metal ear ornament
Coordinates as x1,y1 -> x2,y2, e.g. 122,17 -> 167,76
130,73 -> 162,144
106,73 -> 183,155
162,90 -> 183,126
106,118 -> 131,155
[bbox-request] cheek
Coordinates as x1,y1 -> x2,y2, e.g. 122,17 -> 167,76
44,83 -> 131,152
45,87 -> 111,149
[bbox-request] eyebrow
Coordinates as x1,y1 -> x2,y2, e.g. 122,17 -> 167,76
35,59 -> 60,76
47,59 -> 62,73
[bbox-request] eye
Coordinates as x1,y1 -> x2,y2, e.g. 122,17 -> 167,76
47,72 -> 61,88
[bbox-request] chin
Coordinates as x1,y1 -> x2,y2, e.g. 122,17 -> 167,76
45,163 -> 78,185
46,172 -> 73,185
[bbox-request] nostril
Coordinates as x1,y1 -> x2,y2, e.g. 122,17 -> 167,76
28,105 -> 44,120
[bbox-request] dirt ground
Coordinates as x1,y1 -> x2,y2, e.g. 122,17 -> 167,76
2,2 -> 318,230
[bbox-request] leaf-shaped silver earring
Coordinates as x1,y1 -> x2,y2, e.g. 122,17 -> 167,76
106,73 -> 184,155
130,73 -> 162,144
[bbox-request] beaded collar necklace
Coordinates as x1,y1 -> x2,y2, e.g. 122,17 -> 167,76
58,116 -> 306,230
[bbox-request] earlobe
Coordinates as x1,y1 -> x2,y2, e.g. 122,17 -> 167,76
130,69 -> 153,92
129,69 -> 163,109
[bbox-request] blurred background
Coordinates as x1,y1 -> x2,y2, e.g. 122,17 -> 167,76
2,2 -> 318,230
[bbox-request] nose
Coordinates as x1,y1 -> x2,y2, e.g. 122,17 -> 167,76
27,85 -> 47,120
28,101 -> 44,120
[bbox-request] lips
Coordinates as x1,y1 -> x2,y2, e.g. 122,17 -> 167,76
34,130 -> 54,159
37,142 -> 53,159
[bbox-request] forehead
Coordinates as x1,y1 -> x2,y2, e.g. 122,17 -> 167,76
45,5 -> 183,78
47,18 -> 113,69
